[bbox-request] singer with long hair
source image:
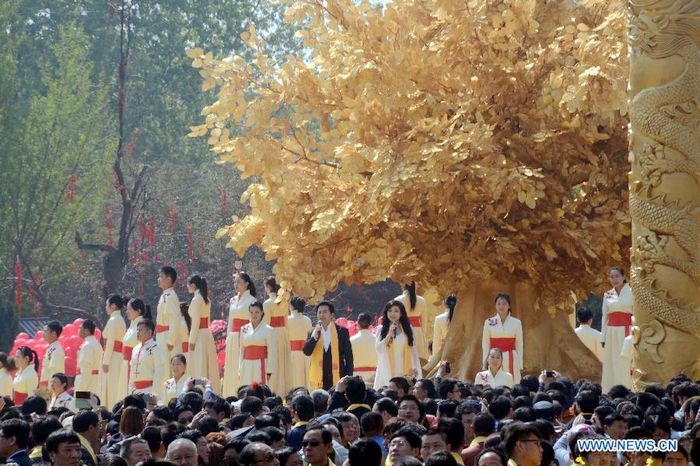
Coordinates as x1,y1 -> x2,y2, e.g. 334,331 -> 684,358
186,275 -> 221,394
374,300 -> 422,389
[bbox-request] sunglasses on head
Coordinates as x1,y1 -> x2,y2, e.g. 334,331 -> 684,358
301,439 -> 322,447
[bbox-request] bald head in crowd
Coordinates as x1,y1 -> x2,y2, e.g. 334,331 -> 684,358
166,438 -> 198,466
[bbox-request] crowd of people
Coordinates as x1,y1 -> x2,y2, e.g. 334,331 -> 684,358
0,265 -> 689,466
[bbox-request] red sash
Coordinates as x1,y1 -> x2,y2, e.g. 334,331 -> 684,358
290,340 -> 304,351
156,325 -> 169,333
270,316 -> 285,328
13,391 -> 27,405
354,366 -> 377,372
243,345 -> 268,382
408,316 -> 422,327
181,342 -> 189,353
77,369 -> 99,375
231,318 -> 248,333
133,380 -> 152,389
199,317 -> 210,329
113,341 -> 123,353
608,312 -> 632,336
490,337 -> 516,372
123,346 -> 133,361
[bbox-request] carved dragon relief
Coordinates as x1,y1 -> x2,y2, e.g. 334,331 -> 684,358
628,0 -> 700,385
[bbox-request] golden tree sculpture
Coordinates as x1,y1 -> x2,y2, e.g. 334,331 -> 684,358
189,0 -> 630,379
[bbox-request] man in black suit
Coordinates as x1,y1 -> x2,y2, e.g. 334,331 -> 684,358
0,419 -> 33,466
303,301 -> 353,390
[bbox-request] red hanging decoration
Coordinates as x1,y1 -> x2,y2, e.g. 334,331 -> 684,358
148,216 -> 156,247
65,174 -> 77,203
176,260 -> 188,285
126,128 -> 141,157
104,206 -> 114,246
14,260 -> 22,318
113,171 -> 125,193
220,188 -> 228,217
167,203 -> 178,233
186,223 -> 194,261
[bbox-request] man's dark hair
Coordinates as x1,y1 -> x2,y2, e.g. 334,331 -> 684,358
291,394 -> 315,422
73,410 -> 99,433
246,431 -> 272,445
425,451 -> 459,466
416,379 -> 438,399
316,300 -> 335,314
437,418 -> 464,450
241,396 -> 264,416
151,405 -> 174,423
455,400 -> 481,418
346,377 -> 367,404
349,439 -> 382,466
489,396 -> 512,421
45,428 -> 80,454
575,390 -> 599,414
0,418 -> 31,449
81,319 -> 96,334
391,426 -> 422,449
196,416 -> 221,436
513,407 -> 536,423
254,414 -> 279,429
357,313 -> 372,329
503,422 -> 542,456
519,375 -> 540,394
390,377 -> 411,395
141,426 -> 163,454
475,448 -> 507,466
123,394 -> 147,411
138,318 -> 156,335
399,395 -> 424,420
161,266 -> 177,283
473,413 -> 497,437
576,307 -> 593,324
304,426 -> 333,444
160,422 -> 184,449
375,397 -> 398,417
204,397 -> 231,419
21,395 -> 47,416
46,321 -> 63,337
438,379 -> 460,400
437,400 -> 458,419
311,390 -> 330,414
260,426 -> 284,443
31,416 -> 63,447
361,412 -> 384,436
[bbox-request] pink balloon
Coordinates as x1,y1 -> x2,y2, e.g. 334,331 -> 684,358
64,356 -> 77,377
73,318 -> 84,326
15,332 -> 29,340
35,330 -> 44,339
68,335 -> 82,348
63,324 -> 77,335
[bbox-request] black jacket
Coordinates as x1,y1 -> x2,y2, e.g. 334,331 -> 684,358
303,324 -> 353,389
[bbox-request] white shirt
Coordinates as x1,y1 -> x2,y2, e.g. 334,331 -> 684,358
575,324 -> 603,362
321,323 -> 332,351
474,368 -> 514,388
50,391 -> 75,412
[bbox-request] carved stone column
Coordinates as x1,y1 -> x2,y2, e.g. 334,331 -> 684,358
628,0 -> 700,386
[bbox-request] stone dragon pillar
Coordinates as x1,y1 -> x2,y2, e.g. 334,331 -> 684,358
628,0 -> 700,386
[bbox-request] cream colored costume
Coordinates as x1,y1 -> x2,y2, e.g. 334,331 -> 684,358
481,313 -> 523,383
263,293 -> 291,394
223,290 -> 256,397
75,335 -> 103,394
187,290 -> 220,394
350,329 -> 378,384
287,310 -> 312,389
395,291 -> 429,359
102,312 -> 127,408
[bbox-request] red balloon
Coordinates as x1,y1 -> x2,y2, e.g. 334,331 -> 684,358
15,332 -> 29,341
73,318 -> 84,326
35,330 -> 44,340
63,324 -> 77,335
68,335 -> 82,348
64,356 -> 77,377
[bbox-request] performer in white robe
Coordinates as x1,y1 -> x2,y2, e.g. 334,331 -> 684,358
164,353 -> 190,403
481,293 -> 523,383
350,313 -> 378,384
223,272 -> 258,397
287,296 -> 312,390
374,300 -> 422,390
394,282 -> 429,360
263,277 -> 291,395
156,266 -> 183,361
130,319 -> 167,400
432,311 -> 449,357
601,267 -> 634,392
474,348 -> 514,387
186,275 -> 220,394
123,298 -> 150,393
40,321 -> 65,388
574,307 -> 603,362
12,346 -> 39,405
239,301 -> 277,386
102,295 -> 127,409
75,320 -> 103,395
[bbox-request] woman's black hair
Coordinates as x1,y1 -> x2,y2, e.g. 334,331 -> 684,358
445,295 -> 457,323
0,352 -> 16,372
380,300 -> 414,346
610,266 -> 627,283
485,348 -> 504,370
494,293 -> 512,315
107,294 -> 127,309
249,301 -> 265,319
239,272 -> 257,297
17,346 -> 39,372
170,354 -> 187,366
180,303 -> 192,333
51,373 -> 69,390
289,296 -> 306,313
189,275 -> 209,305
128,298 -> 153,320
404,282 -> 417,310
264,276 -> 280,294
